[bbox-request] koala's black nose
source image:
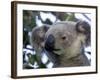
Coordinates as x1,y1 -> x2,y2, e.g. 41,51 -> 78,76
45,34 -> 55,52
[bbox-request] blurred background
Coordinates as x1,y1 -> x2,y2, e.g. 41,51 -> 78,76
23,10 -> 91,69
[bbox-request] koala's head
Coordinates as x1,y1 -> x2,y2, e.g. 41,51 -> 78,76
44,21 -> 90,58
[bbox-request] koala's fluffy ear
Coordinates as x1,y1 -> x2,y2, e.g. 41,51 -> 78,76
76,20 -> 90,34
30,24 -> 50,49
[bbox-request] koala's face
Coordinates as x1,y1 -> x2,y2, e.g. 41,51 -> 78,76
45,21 -> 90,58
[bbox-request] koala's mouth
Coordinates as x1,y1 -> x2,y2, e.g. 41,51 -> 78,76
52,48 -> 62,55
53,48 -> 61,51
53,48 -> 65,55
45,46 -> 61,52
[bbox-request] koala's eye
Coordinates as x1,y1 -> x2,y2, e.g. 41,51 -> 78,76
61,36 -> 66,40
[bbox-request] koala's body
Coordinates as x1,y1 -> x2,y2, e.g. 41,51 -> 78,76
45,21 -> 90,67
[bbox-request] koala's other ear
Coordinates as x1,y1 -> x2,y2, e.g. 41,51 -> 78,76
76,20 -> 90,34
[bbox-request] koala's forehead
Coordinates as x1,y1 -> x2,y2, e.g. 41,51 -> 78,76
46,21 -> 77,36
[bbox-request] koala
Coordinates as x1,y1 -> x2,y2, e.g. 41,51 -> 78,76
44,20 -> 90,67
30,24 -> 50,65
